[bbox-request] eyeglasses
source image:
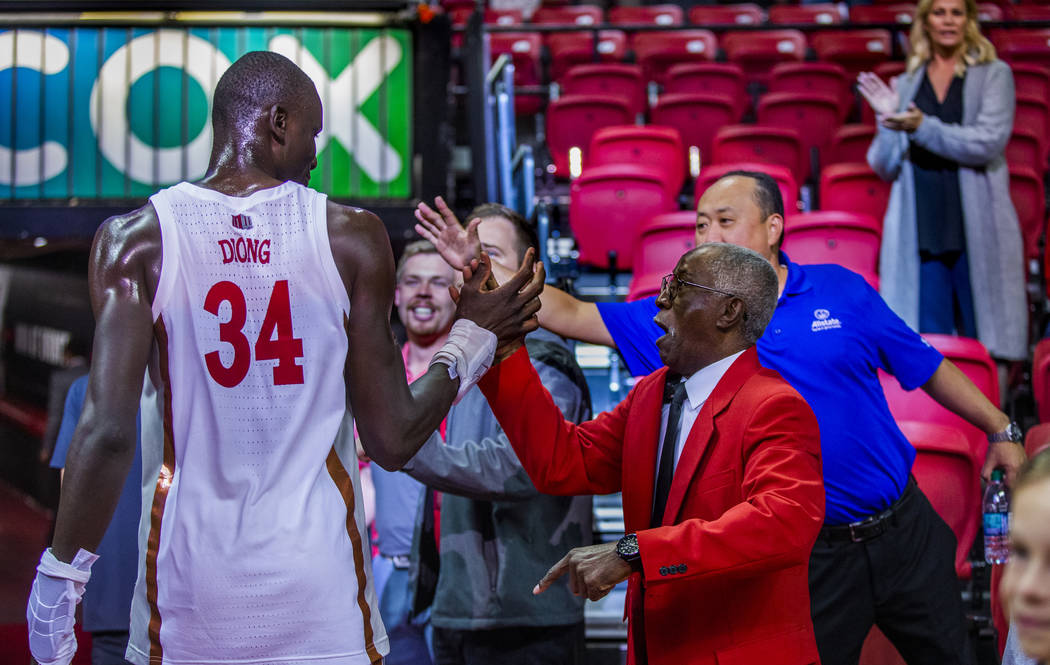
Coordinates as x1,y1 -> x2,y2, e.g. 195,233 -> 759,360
660,273 -> 740,302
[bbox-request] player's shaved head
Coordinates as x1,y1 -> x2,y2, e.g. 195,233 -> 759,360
212,51 -> 317,139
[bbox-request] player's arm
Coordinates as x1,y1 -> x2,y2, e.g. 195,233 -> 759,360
28,208 -> 158,665
329,203 -> 542,471
415,197 -> 614,347
921,359 -> 1026,484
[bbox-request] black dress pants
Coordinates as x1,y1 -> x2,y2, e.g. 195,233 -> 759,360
809,483 -> 974,665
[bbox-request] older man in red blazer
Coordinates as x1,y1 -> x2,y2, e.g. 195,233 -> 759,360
478,243 -> 825,665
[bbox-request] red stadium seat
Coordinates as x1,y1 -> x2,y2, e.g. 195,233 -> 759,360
850,4 -> 916,24
756,91 -> 842,170
1006,127 -> 1043,174
879,334 -> 1000,470
547,30 -> 628,82
977,2 -> 1005,20
711,125 -> 806,186
1012,63 -> 1050,105
1009,164 -> 1045,260
687,3 -> 764,25
827,124 -> 877,166
629,211 -> 697,300
632,30 -> 718,86
992,28 -> 1050,67
664,63 -> 749,117
449,8 -> 523,27
769,4 -> 842,24
488,32 -> 544,114
811,30 -> 894,79
722,30 -> 807,86
782,211 -> 882,278
545,94 -> 634,177
695,162 -> 800,213
1009,4 -> 1050,20
769,62 -> 852,121
588,125 -> 686,197
874,61 -> 907,80
1026,422 -> 1050,456
820,163 -> 891,221
1017,92 -> 1050,158
902,420 -> 981,579
608,4 -> 683,26
533,5 -> 603,25
1035,338 -> 1050,422
569,164 -> 678,270
650,92 -> 740,167
559,64 -> 646,119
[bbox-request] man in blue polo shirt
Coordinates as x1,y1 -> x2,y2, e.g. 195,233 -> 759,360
415,174 -> 1026,665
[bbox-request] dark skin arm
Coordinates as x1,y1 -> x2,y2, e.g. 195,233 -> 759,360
327,202 -> 544,471
51,206 -> 160,562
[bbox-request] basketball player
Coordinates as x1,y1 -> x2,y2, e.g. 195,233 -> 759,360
26,51 -> 543,665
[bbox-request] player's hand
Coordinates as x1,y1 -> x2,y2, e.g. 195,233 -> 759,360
414,196 -> 481,271
451,250 -> 544,345
857,71 -> 899,119
983,441 -> 1027,487
535,542 -> 632,602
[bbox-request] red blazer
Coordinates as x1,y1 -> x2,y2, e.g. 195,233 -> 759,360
479,346 -> 824,665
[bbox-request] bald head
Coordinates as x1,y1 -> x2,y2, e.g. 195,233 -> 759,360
212,51 -> 317,140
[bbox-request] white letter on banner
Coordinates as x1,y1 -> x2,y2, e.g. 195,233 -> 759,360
89,30 -> 231,185
0,30 -> 69,187
269,34 -> 403,184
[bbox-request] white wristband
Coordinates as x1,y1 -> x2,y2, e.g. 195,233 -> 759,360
27,548 -> 98,665
430,319 -> 498,404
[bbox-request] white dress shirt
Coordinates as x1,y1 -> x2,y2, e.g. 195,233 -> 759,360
654,350 -> 746,480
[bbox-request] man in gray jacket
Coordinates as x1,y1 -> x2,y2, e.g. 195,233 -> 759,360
402,202 -> 593,665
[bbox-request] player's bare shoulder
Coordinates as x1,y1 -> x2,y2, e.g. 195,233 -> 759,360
90,202 -> 163,303
325,200 -> 394,286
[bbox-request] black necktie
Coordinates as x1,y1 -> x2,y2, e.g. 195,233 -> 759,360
651,374 -> 687,528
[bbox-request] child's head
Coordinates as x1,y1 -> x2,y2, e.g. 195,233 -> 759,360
1001,448 -> 1050,661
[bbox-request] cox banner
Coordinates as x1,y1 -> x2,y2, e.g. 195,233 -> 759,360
0,25 -> 412,200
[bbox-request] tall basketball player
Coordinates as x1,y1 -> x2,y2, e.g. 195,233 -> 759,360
26,51 -> 543,665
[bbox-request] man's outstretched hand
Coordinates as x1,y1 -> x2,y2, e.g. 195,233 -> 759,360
451,250 -> 544,348
415,196 -> 481,271
535,542 -> 633,602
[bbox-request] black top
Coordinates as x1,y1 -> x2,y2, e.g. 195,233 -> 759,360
911,72 -> 967,255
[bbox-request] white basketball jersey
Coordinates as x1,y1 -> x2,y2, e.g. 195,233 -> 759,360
128,181 -> 387,665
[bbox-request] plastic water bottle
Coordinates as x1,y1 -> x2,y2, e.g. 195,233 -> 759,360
983,468 -> 1010,564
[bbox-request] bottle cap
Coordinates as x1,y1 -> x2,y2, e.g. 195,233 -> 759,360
991,468 -> 1004,482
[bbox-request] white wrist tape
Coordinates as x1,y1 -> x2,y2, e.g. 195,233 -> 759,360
430,318 -> 498,404
27,548 -> 98,665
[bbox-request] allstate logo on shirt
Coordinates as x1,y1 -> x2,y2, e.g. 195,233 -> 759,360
811,308 -> 842,332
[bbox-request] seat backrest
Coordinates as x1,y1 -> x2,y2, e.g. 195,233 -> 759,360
632,30 -> 718,86
810,30 -> 893,78
900,420 -> 980,579
629,211 -> 697,300
687,3 -> 764,26
1009,164 -> 1045,259
756,91 -> 843,160
820,163 -> 891,221
1006,127 -> 1043,175
533,5 -> 603,25
695,161 -> 799,213
569,164 -> 678,270
1034,338 -> 1050,423
992,28 -> 1050,67
1025,422 -> 1050,458
849,4 -> 916,24
664,63 -> 749,116
722,30 -> 807,86
768,4 -> 842,25
1016,93 -> 1050,157
545,94 -> 635,177
560,63 -> 647,118
488,32 -> 545,114
782,210 -> 882,275
1012,63 -> 1050,108
874,60 -> 907,81
711,124 -> 806,186
976,2 -> 1004,21
589,125 -> 686,197
1008,4 -> 1050,21
650,92 -> 739,166
547,30 -> 629,82
769,62 -> 851,121
827,124 -> 877,166
608,4 -> 683,26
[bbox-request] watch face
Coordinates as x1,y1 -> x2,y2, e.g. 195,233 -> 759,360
1008,422 -> 1023,443
617,534 -> 639,558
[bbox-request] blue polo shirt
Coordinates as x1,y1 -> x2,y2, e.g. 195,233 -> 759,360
50,374 -> 142,633
596,253 -> 944,525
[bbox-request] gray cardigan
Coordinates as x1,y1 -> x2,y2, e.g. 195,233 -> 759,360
867,59 -> 1027,360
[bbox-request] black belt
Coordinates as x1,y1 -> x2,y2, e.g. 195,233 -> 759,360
820,477 -> 917,543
